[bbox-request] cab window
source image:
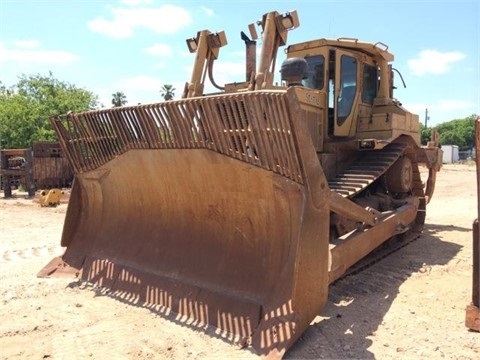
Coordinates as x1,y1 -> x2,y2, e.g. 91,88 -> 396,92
362,64 -> 377,104
337,55 -> 357,125
302,55 -> 325,90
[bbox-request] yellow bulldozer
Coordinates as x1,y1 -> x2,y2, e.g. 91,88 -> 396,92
39,10 -> 443,357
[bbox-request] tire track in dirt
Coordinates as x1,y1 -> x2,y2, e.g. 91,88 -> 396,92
1,245 -> 59,262
49,323 -> 126,360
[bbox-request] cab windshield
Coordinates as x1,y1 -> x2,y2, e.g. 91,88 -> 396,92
302,55 -> 325,90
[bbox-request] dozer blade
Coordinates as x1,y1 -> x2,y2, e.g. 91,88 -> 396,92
38,89 -> 331,357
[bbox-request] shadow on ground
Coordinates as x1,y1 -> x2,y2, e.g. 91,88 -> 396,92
285,225 -> 463,359
62,224 -> 464,359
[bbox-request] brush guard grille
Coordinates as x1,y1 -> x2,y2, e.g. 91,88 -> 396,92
52,91 -> 304,184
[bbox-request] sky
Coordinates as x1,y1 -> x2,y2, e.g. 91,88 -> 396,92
0,0 -> 478,126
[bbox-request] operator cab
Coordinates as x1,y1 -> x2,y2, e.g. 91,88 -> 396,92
286,38 -> 388,138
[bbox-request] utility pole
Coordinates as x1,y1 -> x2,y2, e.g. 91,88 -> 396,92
425,108 -> 430,127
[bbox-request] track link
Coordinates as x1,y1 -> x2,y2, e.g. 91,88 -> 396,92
343,228 -> 422,278
328,142 -> 408,198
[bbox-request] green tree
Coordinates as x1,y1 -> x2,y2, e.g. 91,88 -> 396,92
160,84 -> 175,101
436,114 -> 476,149
419,123 -> 433,145
420,114 -> 476,149
0,72 -> 98,149
112,91 -> 127,107
0,81 -> 12,96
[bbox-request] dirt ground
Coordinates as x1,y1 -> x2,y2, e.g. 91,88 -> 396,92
0,163 -> 478,359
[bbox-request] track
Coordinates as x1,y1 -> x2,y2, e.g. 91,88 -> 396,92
342,227 -> 422,279
328,141 -> 427,279
328,142 -> 408,197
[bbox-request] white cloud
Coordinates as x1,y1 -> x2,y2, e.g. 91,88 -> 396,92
97,76 -> 164,107
179,59 -> 252,93
405,99 -> 473,114
403,102 -> 428,117
213,61 -> 247,79
13,40 -> 40,49
94,87 -> 113,108
115,75 -> 163,92
104,76 -> 185,106
121,0 -> 153,6
0,42 -> 79,64
437,99 -> 474,112
144,43 -> 172,57
196,61 -> 246,87
200,6 -> 214,16
87,5 -> 191,39
404,99 -> 476,125
408,50 -> 466,76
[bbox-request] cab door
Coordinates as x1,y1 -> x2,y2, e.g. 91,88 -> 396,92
333,50 -> 359,137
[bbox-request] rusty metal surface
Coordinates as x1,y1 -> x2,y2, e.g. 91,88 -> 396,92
474,117 -> 480,308
40,85 -> 434,355
0,148 -> 35,197
53,91 -> 303,184
41,88 -> 331,357
465,116 -> 480,331
473,220 -> 479,308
